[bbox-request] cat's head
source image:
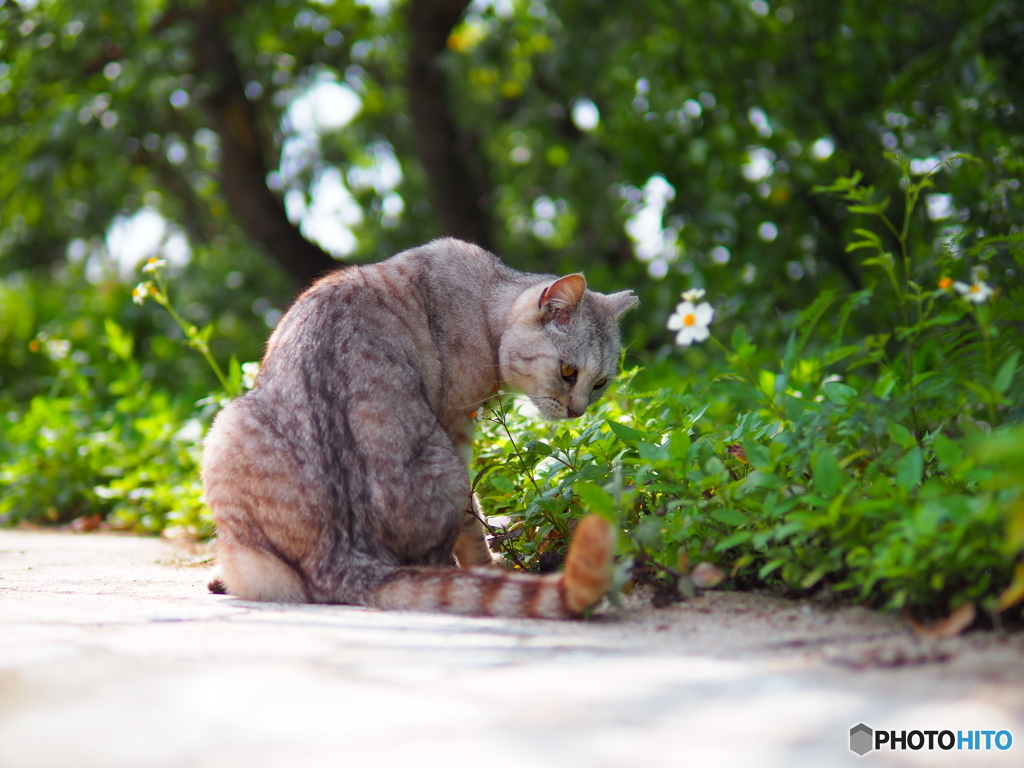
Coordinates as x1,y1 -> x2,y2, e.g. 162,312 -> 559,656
499,274 -> 638,420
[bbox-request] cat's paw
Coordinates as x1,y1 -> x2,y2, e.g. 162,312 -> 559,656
561,514 -> 615,614
487,550 -> 515,570
207,568 -> 228,594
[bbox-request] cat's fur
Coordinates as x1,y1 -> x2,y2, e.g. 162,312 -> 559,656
202,238 -> 637,618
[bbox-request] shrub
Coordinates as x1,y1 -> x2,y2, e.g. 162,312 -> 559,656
473,154 -> 1024,619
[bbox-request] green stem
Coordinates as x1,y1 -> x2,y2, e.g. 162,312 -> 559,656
971,304 -> 997,426
875,212 -> 914,403
152,273 -> 234,397
496,404 -> 541,494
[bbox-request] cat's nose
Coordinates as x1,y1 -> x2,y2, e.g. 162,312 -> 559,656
567,405 -> 585,418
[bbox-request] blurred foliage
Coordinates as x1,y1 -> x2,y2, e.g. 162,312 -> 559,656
3,0 -> 1024,616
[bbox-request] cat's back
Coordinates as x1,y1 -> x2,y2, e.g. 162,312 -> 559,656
265,238 -> 505,357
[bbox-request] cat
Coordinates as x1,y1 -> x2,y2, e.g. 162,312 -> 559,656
202,237 -> 637,618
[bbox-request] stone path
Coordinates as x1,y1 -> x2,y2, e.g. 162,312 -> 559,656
1,529 -> 1021,767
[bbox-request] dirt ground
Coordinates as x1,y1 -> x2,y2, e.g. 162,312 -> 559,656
1,528 -> 1020,767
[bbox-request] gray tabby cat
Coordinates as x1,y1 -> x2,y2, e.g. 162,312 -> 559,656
202,238 -> 637,618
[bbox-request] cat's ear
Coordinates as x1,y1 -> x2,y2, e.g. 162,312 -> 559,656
538,274 -> 587,316
603,290 -> 639,319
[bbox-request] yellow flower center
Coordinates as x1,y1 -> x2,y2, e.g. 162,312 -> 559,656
684,313 -> 696,326
469,411 -> 478,419
938,277 -> 952,290
970,284 -> 980,293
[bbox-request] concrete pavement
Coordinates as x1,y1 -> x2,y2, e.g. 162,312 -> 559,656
1,529 -> 1021,767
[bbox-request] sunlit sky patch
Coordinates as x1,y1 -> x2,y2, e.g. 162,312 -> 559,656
742,148 -> 774,182
105,208 -> 190,280
624,175 -> 680,279
810,136 -> 835,160
910,156 -> 942,175
298,168 -> 363,257
285,80 -> 361,135
926,193 -> 955,221
469,0 -> 515,17
351,0 -> 398,15
571,99 -> 600,132
98,75 -> 384,278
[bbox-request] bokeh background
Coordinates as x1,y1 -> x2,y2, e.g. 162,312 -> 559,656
2,0 -> 1024,602
4,0 -> 1024,390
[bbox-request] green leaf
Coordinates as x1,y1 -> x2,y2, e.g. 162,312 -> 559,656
823,381 -> 858,406
852,227 -> 883,247
668,430 -> 691,459
994,351 -> 1020,394
743,470 -> 786,490
887,422 -> 913,448
573,481 -> 616,517
740,439 -> 771,469
933,434 -> 963,469
800,566 -> 828,589
524,441 -> 552,455
813,449 -> 843,498
824,344 -> 861,366
228,355 -> 242,396
712,508 -> 750,527
845,240 -> 879,253
637,441 -> 669,462
759,559 -> 786,579
895,447 -> 923,491
489,475 -> 515,494
714,531 -> 751,551
729,323 -> 753,354
103,319 -> 134,362
607,420 -> 644,443
632,518 -> 664,550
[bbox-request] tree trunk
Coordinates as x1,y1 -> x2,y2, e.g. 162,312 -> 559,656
407,0 -> 493,251
191,0 -> 338,287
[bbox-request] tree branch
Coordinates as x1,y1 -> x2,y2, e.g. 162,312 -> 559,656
189,0 -> 338,286
407,0 -> 493,250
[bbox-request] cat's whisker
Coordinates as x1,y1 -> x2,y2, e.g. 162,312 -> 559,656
458,389 -> 536,413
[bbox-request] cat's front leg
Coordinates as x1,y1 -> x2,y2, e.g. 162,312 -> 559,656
452,495 -> 500,568
448,418 -> 503,568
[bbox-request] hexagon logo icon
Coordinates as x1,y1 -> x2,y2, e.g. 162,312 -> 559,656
850,723 -> 874,756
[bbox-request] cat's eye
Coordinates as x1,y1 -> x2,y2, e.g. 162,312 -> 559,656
594,378 -> 608,389
560,363 -> 577,381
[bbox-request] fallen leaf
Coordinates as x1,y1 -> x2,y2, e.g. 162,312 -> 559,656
691,562 -> 725,588
70,514 -> 102,533
907,602 -> 976,639
726,444 -> 748,463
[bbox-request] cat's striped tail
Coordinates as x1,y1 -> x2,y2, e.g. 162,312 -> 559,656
371,515 -> 615,619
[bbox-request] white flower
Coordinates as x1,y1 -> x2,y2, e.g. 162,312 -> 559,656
680,288 -> 706,302
241,361 -> 261,390
44,339 -> 71,361
141,257 -> 167,274
667,300 -> 714,347
132,282 -> 151,305
953,280 -> 993,304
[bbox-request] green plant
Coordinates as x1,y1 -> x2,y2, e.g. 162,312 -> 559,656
472,153 -> 1024,619
0,259 -> 253,537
